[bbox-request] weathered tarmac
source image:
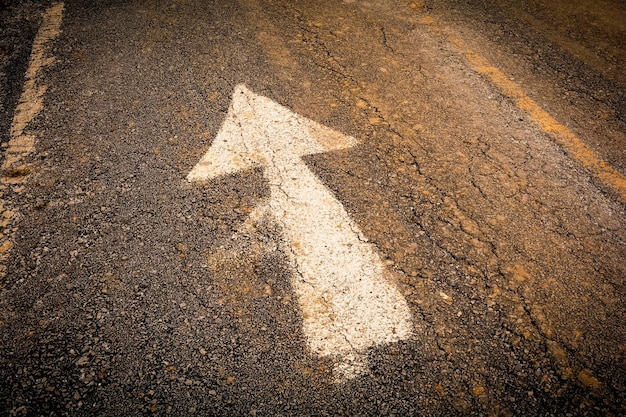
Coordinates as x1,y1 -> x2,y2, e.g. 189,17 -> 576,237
1,0 -> 625,415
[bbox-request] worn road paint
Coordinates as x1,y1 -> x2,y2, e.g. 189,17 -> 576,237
410,5 -> 626,203
3,2 -> 64,173
188,85 -> 413,381
0,2 -> 64,279
453,38 -> 626,202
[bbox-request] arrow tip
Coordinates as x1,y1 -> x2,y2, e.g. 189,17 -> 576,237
187,84 -> 358,183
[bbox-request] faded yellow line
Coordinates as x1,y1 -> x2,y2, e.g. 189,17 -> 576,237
0,3 -> 65,279
3,2 -> 64,173
408,4 -> 626,203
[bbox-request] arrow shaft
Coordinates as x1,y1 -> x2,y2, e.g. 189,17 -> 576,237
263,159 -> 412,369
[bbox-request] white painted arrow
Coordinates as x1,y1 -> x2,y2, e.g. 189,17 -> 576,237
188,85 -> 412,381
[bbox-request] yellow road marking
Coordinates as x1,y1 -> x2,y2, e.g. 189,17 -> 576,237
0,3 -> 65,279
409,4 -> 626,203
3,3 -> 64,173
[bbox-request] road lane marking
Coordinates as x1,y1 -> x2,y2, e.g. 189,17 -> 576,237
188,85 -> 413,381
0,3 -> 64,280
3,2 -> 64,173
453,39 -> 626,202
409,5 -> 626,204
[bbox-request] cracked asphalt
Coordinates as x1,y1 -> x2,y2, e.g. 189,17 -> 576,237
1,0 -> 625,415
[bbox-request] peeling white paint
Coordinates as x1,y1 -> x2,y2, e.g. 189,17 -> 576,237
189,85 -> 412,381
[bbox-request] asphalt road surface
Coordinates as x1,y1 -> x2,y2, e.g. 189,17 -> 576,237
1,0 -> 625,415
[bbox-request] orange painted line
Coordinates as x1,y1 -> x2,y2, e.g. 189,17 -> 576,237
417,10 -> 626,203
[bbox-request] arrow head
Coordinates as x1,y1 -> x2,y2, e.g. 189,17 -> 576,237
187,85 -> 358,182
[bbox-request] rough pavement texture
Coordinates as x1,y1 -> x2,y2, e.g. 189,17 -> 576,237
1,0 -> 625,415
